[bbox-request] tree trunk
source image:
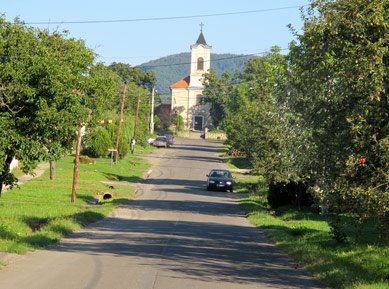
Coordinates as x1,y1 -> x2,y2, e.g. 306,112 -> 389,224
0,153 -> 14,198
50,160 -> 56,180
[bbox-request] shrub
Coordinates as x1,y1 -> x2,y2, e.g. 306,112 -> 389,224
267,181 -> 313,209
267,182 -> 290,208
79,156 -> 96,164
83,123 -> 132,159
84,128 -> 113,158
174,115 -> 185,131
329,217 -> 348,243
0,223 -> 17,240
118,138 -> 129,159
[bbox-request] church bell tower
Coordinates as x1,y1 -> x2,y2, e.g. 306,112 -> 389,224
189,24 -> 212,87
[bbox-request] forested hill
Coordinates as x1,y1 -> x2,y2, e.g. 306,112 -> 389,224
139,53 -> 251,97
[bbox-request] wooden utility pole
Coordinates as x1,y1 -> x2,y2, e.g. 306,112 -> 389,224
132,93 -> 141,154
71,124 -> 82,203
114,85 -> 126,164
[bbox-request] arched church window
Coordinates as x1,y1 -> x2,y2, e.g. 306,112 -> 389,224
197,57 -> 204,71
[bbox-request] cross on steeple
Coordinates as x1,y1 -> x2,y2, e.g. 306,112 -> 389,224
200,22 -> 204,32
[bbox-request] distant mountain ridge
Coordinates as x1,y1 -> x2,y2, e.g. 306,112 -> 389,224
140,53 -> 251,98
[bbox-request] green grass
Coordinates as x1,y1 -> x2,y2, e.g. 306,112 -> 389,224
219,144 -> 252,169
224,156 -> 250,169
0,148 -> 151,254
220,143 -> 389,289
240,192 -> 389,288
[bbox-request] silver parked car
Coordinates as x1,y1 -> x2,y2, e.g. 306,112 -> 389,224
153,136 -> 169,148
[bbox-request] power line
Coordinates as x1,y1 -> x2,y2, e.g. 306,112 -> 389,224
0,48 -> 289,67
137,48 -> 289,68
24,5 -> 308,25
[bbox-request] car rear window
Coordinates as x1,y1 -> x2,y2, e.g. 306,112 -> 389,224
210,170 -> 231,178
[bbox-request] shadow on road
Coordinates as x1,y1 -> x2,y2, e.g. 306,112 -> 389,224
51,217 -> 323,288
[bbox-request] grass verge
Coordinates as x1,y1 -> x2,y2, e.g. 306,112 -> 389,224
0,147 -> 151,255
225,155 -> 389,288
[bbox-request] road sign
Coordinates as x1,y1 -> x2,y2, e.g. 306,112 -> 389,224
173,124 -> 176,129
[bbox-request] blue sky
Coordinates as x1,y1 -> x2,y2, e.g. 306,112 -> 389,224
1,0 -> 310,66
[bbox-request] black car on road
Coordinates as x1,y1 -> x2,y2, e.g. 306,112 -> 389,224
206,169 -> 234,192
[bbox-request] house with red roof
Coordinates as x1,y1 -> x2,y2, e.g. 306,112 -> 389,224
170,29 -> 211,131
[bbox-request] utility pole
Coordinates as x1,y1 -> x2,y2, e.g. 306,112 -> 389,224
71,124 -> 82,203
132,93 -> 141,154
114,85 -> 126,164
70,88 -> 89,203
150,87 -> 155,134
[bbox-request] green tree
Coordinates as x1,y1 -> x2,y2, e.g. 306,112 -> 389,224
0,18 -> 116,196
225,48 -> 292,182
107,62 -> 156,89
202,69 -> 233,128
203,48 -> 292,181
85,128 -> 113,157
288,0 -> 389,223
174,115 -> 185,132
153,114 -> 162,131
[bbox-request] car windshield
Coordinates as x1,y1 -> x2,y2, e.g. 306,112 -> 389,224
156,137 -> 166,141
210,170 -> 231,178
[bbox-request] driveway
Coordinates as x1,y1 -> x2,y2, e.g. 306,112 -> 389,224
0,138 -> 324,289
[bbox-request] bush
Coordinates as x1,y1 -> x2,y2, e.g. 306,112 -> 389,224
174,115 -> 185,131
83,124 -> 132,159
267,181 -> 313,209
85,128 -> 113,158
118,138 -> 129,159
79,156 -> 96,164
329,217 -> 348,243
267,182 -> 290,208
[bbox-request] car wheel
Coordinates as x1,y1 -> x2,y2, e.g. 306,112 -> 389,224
230,188 -> 234,192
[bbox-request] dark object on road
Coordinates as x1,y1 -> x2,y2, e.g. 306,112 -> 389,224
165,135 -> 174,146
153,136 -> 169,148
206,169 -> 234,192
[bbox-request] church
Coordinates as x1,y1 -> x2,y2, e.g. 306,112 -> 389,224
170,29 -> 212,131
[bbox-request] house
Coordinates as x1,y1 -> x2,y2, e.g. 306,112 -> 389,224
170,29 -> 212,131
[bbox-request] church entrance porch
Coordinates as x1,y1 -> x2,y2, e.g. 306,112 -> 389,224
193,115 -> 203,131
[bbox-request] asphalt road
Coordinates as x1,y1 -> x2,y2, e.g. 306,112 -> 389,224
0,138 -> 325,289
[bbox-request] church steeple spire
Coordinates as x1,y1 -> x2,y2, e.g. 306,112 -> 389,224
195,22 -> 208,46
196,32 -> 207,45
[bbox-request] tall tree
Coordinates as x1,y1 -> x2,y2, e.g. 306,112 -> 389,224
202,68 -> 233,128
288,0 -> 389,221
0,18 -> 117,196
107,62 -> 156,89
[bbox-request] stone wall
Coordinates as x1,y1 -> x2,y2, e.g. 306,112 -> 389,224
204,128 -> 227,140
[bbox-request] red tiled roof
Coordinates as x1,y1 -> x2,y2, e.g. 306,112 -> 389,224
170,76 -> 190,88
